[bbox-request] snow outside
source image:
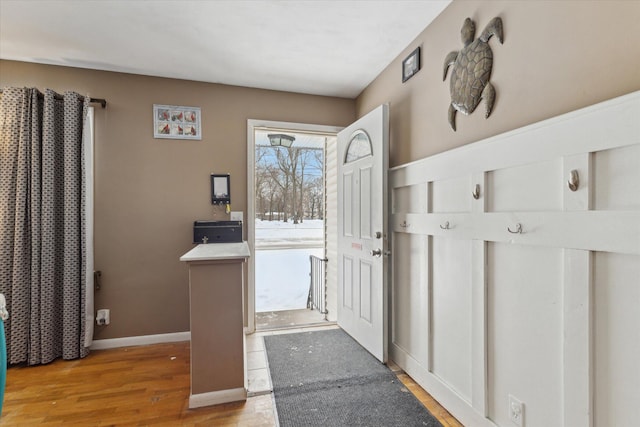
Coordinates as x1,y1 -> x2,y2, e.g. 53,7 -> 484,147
255,219 -> 323,312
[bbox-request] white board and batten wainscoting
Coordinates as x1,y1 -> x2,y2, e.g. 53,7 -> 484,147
389,91 -> 639,427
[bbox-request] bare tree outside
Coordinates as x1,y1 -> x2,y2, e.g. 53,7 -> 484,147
256,143 -> 324,222
254,132 -> 328,322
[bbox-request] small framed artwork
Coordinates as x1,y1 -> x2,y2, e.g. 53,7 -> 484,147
153,104 -> 202,140
402,47 -> 421,83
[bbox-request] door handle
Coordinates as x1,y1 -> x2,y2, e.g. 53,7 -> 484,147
370,248 -> 382,257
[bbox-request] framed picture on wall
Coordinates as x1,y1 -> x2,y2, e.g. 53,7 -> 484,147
153,104 -> 202,140
402,47 -> 421,83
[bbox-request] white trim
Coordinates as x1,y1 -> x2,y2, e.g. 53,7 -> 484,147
84,107 -> 95,348
390,91 -> 640,188
470,172 -> 488,416
90,331 -> 190,350
188,387 -> 247,409
392,211 -> 640,255
391,344 -> 498,427
562,150 -> 593,427
563,249 -> 593,427
246,119 -> 342,333
470,241 -> 487,416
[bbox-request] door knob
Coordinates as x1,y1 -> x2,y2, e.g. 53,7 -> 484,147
370,248 -> 382,257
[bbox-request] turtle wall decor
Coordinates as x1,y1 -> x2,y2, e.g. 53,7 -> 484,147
443,17 -> 503,131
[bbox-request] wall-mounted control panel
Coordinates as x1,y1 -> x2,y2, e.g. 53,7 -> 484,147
211,174 -> 230,205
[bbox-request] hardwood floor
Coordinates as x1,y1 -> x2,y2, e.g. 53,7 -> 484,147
2,340 -> 462,426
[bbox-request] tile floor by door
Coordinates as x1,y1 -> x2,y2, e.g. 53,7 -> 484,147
246,324 -> 463,427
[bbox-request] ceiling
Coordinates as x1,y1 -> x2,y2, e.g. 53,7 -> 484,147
0,0 -> 450,98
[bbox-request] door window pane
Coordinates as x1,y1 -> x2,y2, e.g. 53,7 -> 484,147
345,130 -> 372,163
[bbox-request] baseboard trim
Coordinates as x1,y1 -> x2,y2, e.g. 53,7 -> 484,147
90,331 -> 191,350
189,387 -> 247,408
390,343 -> 495,427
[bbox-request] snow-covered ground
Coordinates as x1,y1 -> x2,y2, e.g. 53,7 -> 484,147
255,219 -> 324,312
255,218 -> 323,247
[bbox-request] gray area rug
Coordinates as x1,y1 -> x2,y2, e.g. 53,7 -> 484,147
264,329 -> 442,427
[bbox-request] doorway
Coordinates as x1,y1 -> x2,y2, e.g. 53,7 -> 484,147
247,120 -> 341,332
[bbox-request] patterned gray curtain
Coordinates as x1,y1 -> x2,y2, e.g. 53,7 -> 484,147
0,87 -> 90,365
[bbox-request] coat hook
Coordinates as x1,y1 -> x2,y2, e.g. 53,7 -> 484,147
507,223 -> 522,234
568,170 -> 579,192
400,220 -> 409,228
472,184 -> 481,200
440,221 -> 450,230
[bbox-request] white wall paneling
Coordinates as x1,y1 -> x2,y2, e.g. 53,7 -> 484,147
391,232 -> 428,364
431,175 -> 472,213
593,252 -> 640,427
391,180 -> 429,367
388,91 -> 640,427
487,243 -> 564,427
563,249 -> 592,427
593,143 -> 640,211
431,236 -> 472,403
562,151 -> 592,427
471,171 -> 488,416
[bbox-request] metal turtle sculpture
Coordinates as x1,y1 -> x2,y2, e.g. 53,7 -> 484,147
443,17 -> 503,131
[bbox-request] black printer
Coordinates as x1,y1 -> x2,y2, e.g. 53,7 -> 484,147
193,220 -> 242,244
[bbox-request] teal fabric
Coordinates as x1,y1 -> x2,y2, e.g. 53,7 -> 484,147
0,319 -> 6,415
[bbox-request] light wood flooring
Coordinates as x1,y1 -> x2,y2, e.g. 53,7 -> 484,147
2,337 -> 462,426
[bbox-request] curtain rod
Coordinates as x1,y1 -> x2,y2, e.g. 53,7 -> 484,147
0,89 -> 107,108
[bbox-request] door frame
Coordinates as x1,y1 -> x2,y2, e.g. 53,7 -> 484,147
246,119 -> 342,333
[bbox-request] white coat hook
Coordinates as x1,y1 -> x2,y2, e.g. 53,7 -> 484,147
472,184 -> 481,200
507,223 -> 523,234
440,221 -> 450,230
568,170 -> 579,192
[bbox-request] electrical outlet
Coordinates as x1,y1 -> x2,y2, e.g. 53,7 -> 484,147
96,309 -> 110,326
230,211 -> 243,222
509,394 -> 524,427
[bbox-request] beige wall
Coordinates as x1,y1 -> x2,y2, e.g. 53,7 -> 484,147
358,0 -> 640,167
0,60 -> 355,339
2,0 -> 639,341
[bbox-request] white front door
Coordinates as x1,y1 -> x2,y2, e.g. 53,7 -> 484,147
337,104 -> 389,363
